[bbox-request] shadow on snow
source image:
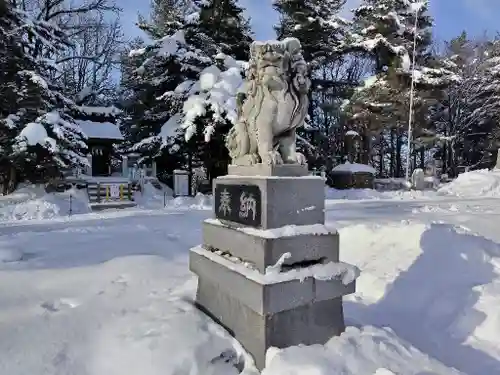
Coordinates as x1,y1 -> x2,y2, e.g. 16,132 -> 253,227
345,223 -> 500,375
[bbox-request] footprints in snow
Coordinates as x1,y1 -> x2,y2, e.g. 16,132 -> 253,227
41,274 -> 129,313
210,349 -> 246,373
41,298 -> 80,313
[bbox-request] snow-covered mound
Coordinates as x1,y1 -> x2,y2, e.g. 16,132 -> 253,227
0,186 -> 90,221
166,192 -> 212,210
438,169 -> 500,197
134,183 -> 212,210
0,184 -> 47,207
0,248 -> 23,263
263,326 -> 460,375
134,181 -> 174,209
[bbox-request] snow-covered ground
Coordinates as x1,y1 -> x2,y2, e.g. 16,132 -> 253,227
1,170 -> 500,374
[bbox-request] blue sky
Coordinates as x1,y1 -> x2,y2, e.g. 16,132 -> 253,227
120,0 -> 500,43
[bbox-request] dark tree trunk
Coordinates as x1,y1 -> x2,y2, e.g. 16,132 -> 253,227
396,129 -> 403,178
379,133 -> 384,176
390,128 -> 395,177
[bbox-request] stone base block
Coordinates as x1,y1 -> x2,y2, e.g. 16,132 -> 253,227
203,219 -> 339,273
196,277 -> 345,370
330,171 -> 374,190
214,175 -> 325,229
189,246 -> 354,370
228,164 -> 309,177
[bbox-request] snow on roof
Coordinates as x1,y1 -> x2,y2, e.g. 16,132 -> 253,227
332,162 -> 376,174
75,120 -> 123,140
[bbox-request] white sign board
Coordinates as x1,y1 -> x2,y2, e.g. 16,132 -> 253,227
174,171 -> 190,196
109,184 -> 120,198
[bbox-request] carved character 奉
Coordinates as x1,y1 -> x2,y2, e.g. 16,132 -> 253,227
225,38 -> 311,166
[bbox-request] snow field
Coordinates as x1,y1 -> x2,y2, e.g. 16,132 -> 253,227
1,205 -> 500,373
1,169 -> 500,373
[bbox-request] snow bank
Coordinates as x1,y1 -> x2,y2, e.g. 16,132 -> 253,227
166,192 -> 212,210
0,184 -> 47,206
438,169 -> 500,197
340,221 -> 500,375
0,248 -> 23,263
134,184 -> 212,210
134,181 -> 173,209
263,326 -> 461,375
0,186 -> 90,221
325,187 -> 435,201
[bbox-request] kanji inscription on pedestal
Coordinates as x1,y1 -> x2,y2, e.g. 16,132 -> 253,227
214,184 -> 261,227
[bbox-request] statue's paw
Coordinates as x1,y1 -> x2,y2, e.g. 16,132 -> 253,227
248,153 -> 260,165
296,152 -> 307,165
262,151 -> 283,165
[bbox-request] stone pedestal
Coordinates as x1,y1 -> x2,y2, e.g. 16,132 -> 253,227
121,156 -> 128,178
189,164 -> 358,369
330,171 -> 374,189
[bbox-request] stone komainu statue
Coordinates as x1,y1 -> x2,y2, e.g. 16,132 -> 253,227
226,38 -> 311,166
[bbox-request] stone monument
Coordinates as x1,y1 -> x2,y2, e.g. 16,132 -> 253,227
411,168 -> 426,190
189,38 -> 359,370
330,130 -> 375,189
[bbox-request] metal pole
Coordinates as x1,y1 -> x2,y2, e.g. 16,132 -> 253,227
405,8 -> 419,182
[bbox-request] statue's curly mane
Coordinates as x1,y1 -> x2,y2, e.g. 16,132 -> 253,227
245,49 -> 304,135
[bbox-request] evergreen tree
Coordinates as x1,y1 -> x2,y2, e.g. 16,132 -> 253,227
344,0 -> 458,174
138,0 -> 190,39
273,0 -> 348,64
126,30 -> 211,158
194,0 -> 253,60
424,33 -> 500,174
0,0 -> 27,192
273,0 -> 353,159
458,38 -> 500,170
121,0 -> 252,180
0,0 -> 87,192
350,0 -> 431,73
425,32 -> 473,174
